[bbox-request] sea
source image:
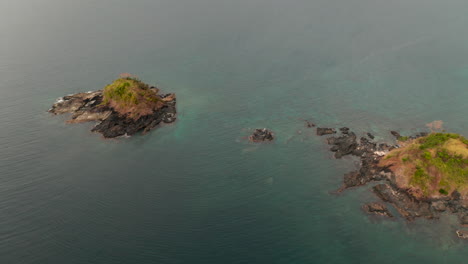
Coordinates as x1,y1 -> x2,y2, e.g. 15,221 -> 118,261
1,0 -> 468,263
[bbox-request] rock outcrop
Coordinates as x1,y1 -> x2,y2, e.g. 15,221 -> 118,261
372,184 -> 435,221
456,230 -> 468,239
362,202 -> 393,217
249,128 -> 274,142
316,127 -> 336,136
49,82 -> 176,138
315,126 -> 468,237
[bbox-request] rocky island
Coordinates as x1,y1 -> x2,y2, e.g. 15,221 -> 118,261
249,128 -> 274,142
49,75 -> 176,138
314,125 -> 468,238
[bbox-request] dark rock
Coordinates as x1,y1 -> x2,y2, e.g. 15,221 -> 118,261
377,143 -> 395,152
342,171 -> 362,188
447,200 -> 462,213
390,131 -> 401,139
460,215 -> 468,226
373,184 -> 435,221
367,132 -> 375,139
341,158 -> 390,189
305,120 -> 316,128
431,201 -> 447,212
316,127 -> 336,136
359,137 -> 377,152
417,132 -> 428,138
249,128 -> 274,142
339,127 -> 350,134
330,145 -> 340,152
451,190 -> 461,201
363,202 -> 393,217
326,132 -> 358,158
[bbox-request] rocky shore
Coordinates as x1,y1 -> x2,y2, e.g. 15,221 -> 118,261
362,202 -> 393,218
314,126 -> 468,238
49,85 -> 176,138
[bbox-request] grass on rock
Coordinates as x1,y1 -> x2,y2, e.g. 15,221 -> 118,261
380,133 -> 468,197
102,77 -> 163,119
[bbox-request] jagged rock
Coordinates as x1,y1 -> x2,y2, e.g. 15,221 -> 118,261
316,127 -> 336,136
327,132 -> 358,158
358,137 -> 377,152
249,128 -> 274,142
305,120 -> 316,128
390,131 -> 401,139
367,132 -> 375,139
451,190 -> 461,200
373,184 -> 435,221
460,215 -> 468,226
431,201 -> 447,212
49,91 -> 104,115
377,143 -> 395,152
339,127 -> 350,134
363,202 -> 393,217
416,132 -> 428,138
341,160 -> 389,189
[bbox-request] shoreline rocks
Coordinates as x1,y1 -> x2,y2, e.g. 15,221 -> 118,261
316,127 -> 336,136
327,132 -> 358,158
315,126 -> 468,237
372,183 -> 435,221
362,202 -> 393,217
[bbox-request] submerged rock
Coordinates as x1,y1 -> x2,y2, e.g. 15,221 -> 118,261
363,202 -> 393,217
305,120 -> 316,128
249,128 -> 274,142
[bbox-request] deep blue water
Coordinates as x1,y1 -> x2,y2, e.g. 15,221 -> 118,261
1,0 -> 468,263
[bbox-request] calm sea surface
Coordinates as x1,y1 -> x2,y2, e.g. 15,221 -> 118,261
1,0 -> 468,263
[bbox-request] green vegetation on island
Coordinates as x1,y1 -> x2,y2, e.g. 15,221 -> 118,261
102,74 -> 164,119
49,73 -> 177,138
380,133 -> 468,197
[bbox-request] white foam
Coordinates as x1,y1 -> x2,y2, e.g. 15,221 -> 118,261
374,151 -> 387,156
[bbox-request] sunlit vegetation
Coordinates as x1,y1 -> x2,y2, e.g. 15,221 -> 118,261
380,133 -> 468,197
102,75 -> 163,119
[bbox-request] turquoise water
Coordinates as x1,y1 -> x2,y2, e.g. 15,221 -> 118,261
1,0 -> 468,263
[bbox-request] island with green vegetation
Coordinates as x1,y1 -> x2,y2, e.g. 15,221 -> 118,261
381,133 -> 468,199
49,74 -> 176,138
312,123 -> 468,238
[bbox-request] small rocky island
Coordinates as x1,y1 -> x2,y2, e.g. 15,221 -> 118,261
314,125 -> 468,238
249,128 -> 274,142
49,75 -> 176,138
